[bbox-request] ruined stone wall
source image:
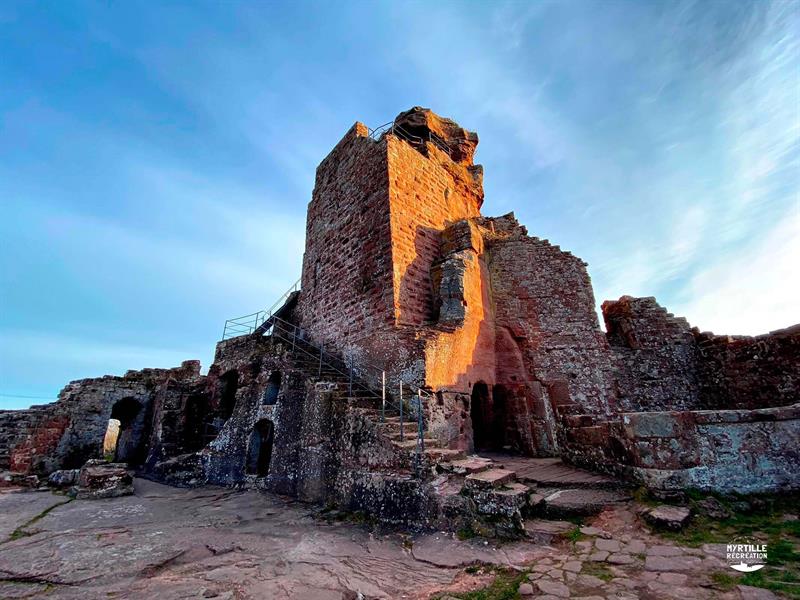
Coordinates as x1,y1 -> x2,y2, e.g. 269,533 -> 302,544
603,296 -> 799,411
0,406 -> 66,472
202,336 -> 433,525
484,214 -> 616,418
1,362 -> 202,475
620,405 -> 800,493
694,325 -> 800,409
603,296 -> 702,412
202,335 -> 314,492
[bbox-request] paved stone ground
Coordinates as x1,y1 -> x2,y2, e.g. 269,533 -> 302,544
0,481 -> 780,599
518,506 -> 778,600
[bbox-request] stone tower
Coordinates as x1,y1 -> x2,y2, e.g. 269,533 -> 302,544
299,107 -> 616,455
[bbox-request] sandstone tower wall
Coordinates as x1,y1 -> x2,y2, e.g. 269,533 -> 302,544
299,123 -> 395,351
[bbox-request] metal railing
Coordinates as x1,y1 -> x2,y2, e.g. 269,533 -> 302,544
222,278 -> 301,340
221,278 -> 434,473
368,120 -> 453,158
261,313 -> 434,474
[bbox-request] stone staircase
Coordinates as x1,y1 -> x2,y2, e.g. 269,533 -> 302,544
284,339 -> 464,468
436,454 -> 633,537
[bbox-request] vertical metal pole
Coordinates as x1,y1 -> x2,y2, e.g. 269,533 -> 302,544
292,325 -> 296,351
399,382 -> 404,442
381,371 -> 386,423
318,341 -> 323,377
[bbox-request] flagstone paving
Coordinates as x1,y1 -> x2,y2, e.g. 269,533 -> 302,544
0,481 -> 782,599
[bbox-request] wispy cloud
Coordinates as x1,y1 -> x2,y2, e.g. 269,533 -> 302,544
673,206 -> 799,335
1,0 -> 797,407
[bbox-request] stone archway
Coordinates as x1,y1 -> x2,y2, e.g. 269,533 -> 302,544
470,382 -> 493,451
246,419 -> 274,477
103,397 -> 144,464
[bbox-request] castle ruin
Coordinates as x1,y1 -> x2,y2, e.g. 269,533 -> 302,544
2,108 -> 798,529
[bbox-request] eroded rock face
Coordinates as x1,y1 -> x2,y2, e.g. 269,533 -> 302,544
74,460 -> 133,500
48,469 -> 79,489
393,106 -> 479,166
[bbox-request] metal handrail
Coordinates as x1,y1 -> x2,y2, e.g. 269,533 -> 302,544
222,277 -> 435,473
368,120 -> 452,158
262,313 -> 434,474
222,278 -> 301,340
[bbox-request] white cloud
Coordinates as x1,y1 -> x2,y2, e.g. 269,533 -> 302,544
672,208 -> 800,335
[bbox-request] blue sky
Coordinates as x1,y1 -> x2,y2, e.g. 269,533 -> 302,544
1,1 -> 798,409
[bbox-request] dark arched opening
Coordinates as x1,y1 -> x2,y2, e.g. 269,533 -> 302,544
246,419 -> 274,477
219,370 -> 239,421
104,397 -> 144,464
262,372 -> 281,405
184,394 -> 210,453
491,384 -> 511,451
470,382 -> 492,452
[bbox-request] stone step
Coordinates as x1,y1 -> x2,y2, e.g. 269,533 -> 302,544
553,403 -> 586,416
392,438 -> 439,450
540,488 -> 632,518
523,519 -> 576,544
386,430 -> 417,441
423,447 -> 465,462
485,456 -> 628,491
440,456 -> 494,475
377,418 -> 415,429
381,415 -> 412,423
464,468 -> 516,489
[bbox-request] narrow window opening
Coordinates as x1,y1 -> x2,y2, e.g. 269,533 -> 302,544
263,372 -> 282,405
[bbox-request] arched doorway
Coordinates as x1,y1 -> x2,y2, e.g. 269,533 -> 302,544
263,372 -> 281,405
103,397 -> 143,464
219,370 -> 239,420
491,384 -> 511,451
470,382 -> 492,451
184,394 -> 210,452
246,419 -> 274,476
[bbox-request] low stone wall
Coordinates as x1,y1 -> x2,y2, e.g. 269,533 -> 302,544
563,404 -> 800,494
620,404 -> 800,493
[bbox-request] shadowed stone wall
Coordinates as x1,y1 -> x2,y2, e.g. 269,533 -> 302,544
603,296 -> 800,412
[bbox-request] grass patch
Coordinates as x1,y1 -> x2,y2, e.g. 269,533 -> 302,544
649,491 -> 800,599
439,566 -> 528,600
581,561 -> 614,582
566,526 -> 587,543
7,498 -> 73,542
710,571 -> 738,591
741,568 -> 800,598
457,525 -> 478,541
